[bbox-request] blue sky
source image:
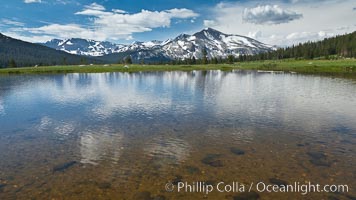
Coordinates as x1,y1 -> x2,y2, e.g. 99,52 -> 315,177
0,0 -> 355,46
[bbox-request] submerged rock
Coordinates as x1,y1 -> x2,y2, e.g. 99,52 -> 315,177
332,126 -> 353,134
205,180 -> 216,185
340,140 -> 355,144
327,195 -> 340,200
172,175 -> 183,185
310,159 -> 331,167
233,191 -> 260,200
345,194 -> 356,200
97,182 -> 111,189
134,191 -> 152,200
230,147 -> 245,155
153,195 -> 166,200
269,178 -> 288,187
0,183 -> 6,192
307,152 -> 326,160
207,160 -> 224,167
201,154 -> 224,167
52,161 -> 77,172
307,152 -> 331,167
185,166 -> 200,174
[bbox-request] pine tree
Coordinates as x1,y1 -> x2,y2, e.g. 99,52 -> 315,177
124,56 -> 133,64
9,58 -> 17,68
211,57 -> 218,64
192,56 -> 196,65
244,31 -> 356,61
227,55 -> 234,64
62,57 -> 67,65
140,58 -> 145,65
202,48 -> 208,65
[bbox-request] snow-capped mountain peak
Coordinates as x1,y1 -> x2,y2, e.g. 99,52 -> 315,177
41,38 -> 123,57
41,28 -> 275,60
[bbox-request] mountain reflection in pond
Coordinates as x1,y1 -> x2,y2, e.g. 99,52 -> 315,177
0,71 -> 355,200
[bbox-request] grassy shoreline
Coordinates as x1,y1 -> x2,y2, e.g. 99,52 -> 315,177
0,59 -> 355,75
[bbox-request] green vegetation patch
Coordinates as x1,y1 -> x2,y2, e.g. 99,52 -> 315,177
0,59 -> 355,76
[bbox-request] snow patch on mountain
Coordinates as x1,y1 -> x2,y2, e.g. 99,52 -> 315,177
41,28 -> 275,60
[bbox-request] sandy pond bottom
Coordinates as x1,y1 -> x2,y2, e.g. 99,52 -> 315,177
0,71 -> 355,199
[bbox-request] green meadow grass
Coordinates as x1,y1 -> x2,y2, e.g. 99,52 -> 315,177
0,59 -> 355,75
237,59 -> 356,73
0,64 -> 237,74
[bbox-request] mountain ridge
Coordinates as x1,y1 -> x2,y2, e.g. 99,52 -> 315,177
41,28 -> 275,62
0,33 -> 103,68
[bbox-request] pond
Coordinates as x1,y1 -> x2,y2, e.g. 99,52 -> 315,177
0,70 -> 355,199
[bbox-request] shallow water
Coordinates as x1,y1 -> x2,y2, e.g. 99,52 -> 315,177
0,70 -> 355,200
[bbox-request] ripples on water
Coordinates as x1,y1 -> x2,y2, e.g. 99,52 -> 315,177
0,71 -> 355,199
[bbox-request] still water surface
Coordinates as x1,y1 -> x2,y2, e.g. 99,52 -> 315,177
0,70 -> 355,199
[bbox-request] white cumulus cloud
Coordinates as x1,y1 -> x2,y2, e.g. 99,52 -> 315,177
21,3 -> 198,42
286,31 -> 334,41
85,2 -> 105,11
247,31 -> 262,39
242,5 -> 302,25
1,19 -> 24,27
202,0 -> 356,46
24,0 -> 41,3
203,20 -> 218,27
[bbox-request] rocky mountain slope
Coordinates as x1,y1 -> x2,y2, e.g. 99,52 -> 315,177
41,28 -> 275,62
0,33 -> 102,68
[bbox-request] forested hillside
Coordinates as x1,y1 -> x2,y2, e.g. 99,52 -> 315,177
0,33 -> 102,68
239,31 -> 356,61
1,31 -> 355,68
